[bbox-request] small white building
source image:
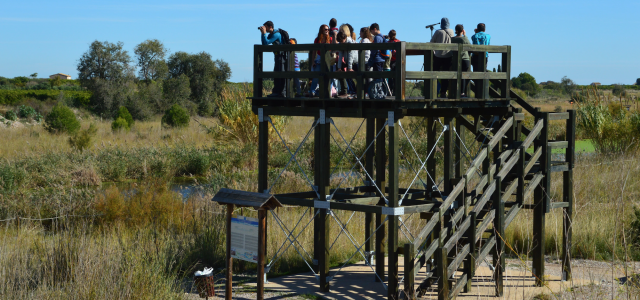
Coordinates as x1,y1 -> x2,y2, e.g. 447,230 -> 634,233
49,73 -> 71,80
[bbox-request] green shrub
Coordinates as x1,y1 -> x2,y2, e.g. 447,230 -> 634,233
44,104 -> 80,134
111,117 -> 129,132
16,105 -> 43,121
0,90 -> 92,105
4,110 -> 17,121
69,124 -> 98,151
116,106 -> 134,128
161,104 -> 190,128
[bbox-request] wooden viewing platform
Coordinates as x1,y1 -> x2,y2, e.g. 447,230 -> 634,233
226,41 -> 577,300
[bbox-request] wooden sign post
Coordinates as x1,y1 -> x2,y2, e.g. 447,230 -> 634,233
212,188 -> 282,300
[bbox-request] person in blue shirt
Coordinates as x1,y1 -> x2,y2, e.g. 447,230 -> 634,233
367,23 -> 386,72
470,23 -> 490,72
471,23 -> 490,98
259,20 -> 287,97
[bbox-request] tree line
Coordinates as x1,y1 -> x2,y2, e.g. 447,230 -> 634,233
77,39 -> 231,120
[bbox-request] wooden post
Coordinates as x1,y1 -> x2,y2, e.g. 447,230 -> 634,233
388,111 -> 400,299
501,46 -> 511,99
375,117 -> 387,282
225,204 -> 234,300
254,45 -> 263,98
258,110 -> 269,258
319,112 -> 331,292
480,53 -> 489,99
427,117 -> 437,193
492,176 -> 504,296
436,247 -> 449,300
257,209 -> 267,300
365,118 -> 376,265
540,112 -> 551,213
319,45 -> 328,99
464,212 -> 476,293
455,43 -> 463,99
454,117 -> 464,179
562,110 -> 576,281
404,243 -> 416,300
443,117 -> 454,194
532,109 -> 546,286
424,50 -> 435,99
395,42 -> 406,101
358,50 -> 366,100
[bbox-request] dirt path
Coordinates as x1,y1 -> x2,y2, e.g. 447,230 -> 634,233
189,256 -> 640,300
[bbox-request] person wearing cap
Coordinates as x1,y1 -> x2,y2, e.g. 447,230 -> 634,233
430,17 -> 455,98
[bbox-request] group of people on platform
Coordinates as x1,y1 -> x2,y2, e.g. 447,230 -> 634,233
259,17 -> 491,99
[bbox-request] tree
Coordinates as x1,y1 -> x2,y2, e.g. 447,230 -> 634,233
511,72 -> 541,96
167,51 -> 231,115
560,76 -> 576,95
134,39 -> 168,81
30,73 -> 38,79
77,40 -> 134,85
162,74 -> 191,112
612,84 -> 627,100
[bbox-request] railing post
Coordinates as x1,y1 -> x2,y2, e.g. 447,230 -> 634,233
436,247 -> 449,300
395,42 -> 406,101
404,243 -> 416,300
357,50 -> 366,100
287,50 -> 295,98
319,44 -> 328,99
456,43 -> 463,99
464,212 -> 476,293
424,50 -> 436,99
479,51 -> 489,99
225,203 -> 234,300
501,46 -> 511,99
253,45 -> 263,98
492,176 -> 504,296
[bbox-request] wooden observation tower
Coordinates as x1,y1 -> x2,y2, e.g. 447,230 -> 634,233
248,41 -> 576,299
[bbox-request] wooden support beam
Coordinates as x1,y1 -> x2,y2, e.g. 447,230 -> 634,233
562,110 -> 576,281
436,247 -> 449,300
257,209 -> 266,300
375,117 -> 386,282
225,204 -> 234,300
464,212 -> 477,293
253,46 -> 263,98
365,118 -> 375,266
404,243 -> 416,300
313,113 -> 331,292
492,177 -> 504,296
388,112 -> 400,299
427,117 -> 437,190
443,117 -> 455,194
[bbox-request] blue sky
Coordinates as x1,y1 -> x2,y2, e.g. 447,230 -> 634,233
1,0 -> 638,85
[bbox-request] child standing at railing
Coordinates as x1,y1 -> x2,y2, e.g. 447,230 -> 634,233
451,25 -> 471,97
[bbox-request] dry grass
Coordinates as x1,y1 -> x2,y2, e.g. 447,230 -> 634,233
0,110 -> 215,160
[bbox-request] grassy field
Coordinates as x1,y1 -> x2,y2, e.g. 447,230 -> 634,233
1,92 -> 639,299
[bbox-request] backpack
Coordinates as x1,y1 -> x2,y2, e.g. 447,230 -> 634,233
367,79 -> 388,99
277,28 -> 291,45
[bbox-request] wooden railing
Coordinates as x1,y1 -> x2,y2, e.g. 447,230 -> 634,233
253,42 -> 511,101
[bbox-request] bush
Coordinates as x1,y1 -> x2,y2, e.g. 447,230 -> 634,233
111,117 -> 129,132
0,90 -> 92,105
4,110 -> 17,121
69,123 -> 98,150
44,104 -> 81,134
161,104 -> 190,128
17,105 -> 43,121
116,106 -> 134,128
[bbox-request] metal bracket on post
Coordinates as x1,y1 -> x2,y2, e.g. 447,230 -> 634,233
388,111 -> 394,127
381,207 -> 405,216
258,108 -> 264,122
314,201 -> 330,209
319,109 -> 326,124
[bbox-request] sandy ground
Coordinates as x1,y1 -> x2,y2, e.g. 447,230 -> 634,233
184,256 -> 640,300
